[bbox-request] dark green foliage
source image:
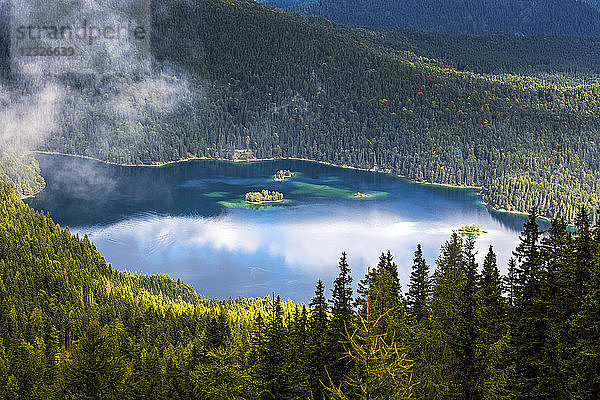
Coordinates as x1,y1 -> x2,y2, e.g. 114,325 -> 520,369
356,251 -> 405,344
308,280 -> 329,398
456,238 -> 480,399
328,25 -> 600,75
407,244 -> 431,323
477,246 -> 510,398
327,252 -> 354,388
254,294 -> 291,399
291,0 -> 600,36
54,320 -> 128,399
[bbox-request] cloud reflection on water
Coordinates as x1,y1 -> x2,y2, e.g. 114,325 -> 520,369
78,207 -> 521,301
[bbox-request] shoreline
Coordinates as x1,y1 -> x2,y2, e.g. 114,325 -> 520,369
245,200 -> 285,205
29,150 -> 483,190
29,150 -> 543,222
480,200 -> 555,225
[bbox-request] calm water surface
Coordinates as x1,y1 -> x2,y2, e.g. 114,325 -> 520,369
27,154 -> 538,302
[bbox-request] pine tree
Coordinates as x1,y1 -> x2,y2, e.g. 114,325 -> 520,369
324,276 -> 413,400
477,245 -> 509,398
456,237 -> 479,400
571,209 -> 593,315
328,252 -> 354,389
206,308 -> 231,349
308,280 -> 330,398
53,320 -> 128,399
287,305 -> 310,397
255,294 -> 290,400
429,233 -> 464,398
478,246 -> 505,345
510,209 -> 548,398
540,218 -> 571,320
357,251 -> 404,338
407,244 -> 431,324
512,209 -> 542,306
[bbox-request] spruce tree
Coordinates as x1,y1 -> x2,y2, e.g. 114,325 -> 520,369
328,252 -> 354,389
54,321 -> 128,399
535,218 -> 572,397
477,245 -> 509,398
456,237 -> 479,400
510,209 -> 548,398
287,305 -> 310,397
478,246 -> 505,344
429,233 -> 464,398
357,251 -> 404,338
571,209 -> 593,314
324,277 -> 413,400
572,217 -> 600,398
255,294 -> 290,400
407,244 -> 431,324
308,280 -> 329,398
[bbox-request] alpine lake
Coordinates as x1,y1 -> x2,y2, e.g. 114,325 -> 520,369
26,154 -> 544,302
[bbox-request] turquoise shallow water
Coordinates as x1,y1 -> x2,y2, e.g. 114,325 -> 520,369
27,154 -> 539,302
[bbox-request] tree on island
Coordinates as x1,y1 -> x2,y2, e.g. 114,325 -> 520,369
274,170 -> 293,181
245,190 -> 284,203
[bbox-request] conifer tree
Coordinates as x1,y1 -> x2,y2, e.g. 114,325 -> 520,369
571,209 -> 593,314
429,233 -> 464,398
407,244 -> 431,324
287,305 -> 310,397
510,209 -> 548,398
540,218 -> 571,320
572,217 -> 600,398
53,320 -> 128,399
505,257 -> 517,308
255,294 -> 290,399
477,245 -> 509,398
456,237 -> 480,399
357,251 -> 404,338
478,246 -> 505,345
324,275 -> 413,400
308,280 -> 330,398
328,252 -> 354,389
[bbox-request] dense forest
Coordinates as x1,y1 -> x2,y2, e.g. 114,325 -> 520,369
2,0 -> 600,224
2,172 -> 600,398
320,23 -> 600,75
289,0 -> 600,36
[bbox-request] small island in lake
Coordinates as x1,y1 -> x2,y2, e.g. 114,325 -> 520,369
353,192 -> 370,198
245,189 -> 284,204
458,224 -> 487,237
273,169 -> 294,181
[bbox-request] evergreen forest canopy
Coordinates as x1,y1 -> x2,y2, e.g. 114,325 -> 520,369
2,172 -> 600,398
1,0 -> 600,224
287,0 -> 600,36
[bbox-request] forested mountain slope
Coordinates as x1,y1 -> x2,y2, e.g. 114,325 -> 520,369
2,180 -> 600,398
290,0 -> 600,36
1,0 -> 600,222
321,22 -> 600,75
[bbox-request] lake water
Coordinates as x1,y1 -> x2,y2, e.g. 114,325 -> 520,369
27,154 -> 537,302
